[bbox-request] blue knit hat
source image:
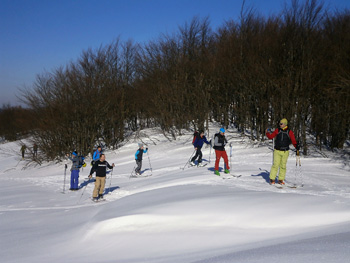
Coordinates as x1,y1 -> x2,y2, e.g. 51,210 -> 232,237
220,128 -> 225,133
72,151 -> 78,156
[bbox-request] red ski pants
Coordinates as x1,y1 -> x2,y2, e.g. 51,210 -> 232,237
215,150 -> 230,171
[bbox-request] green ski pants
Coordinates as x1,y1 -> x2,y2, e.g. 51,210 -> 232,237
270,150 -> 289,181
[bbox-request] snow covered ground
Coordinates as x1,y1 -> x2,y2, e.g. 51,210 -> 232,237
1,126 -> 349,263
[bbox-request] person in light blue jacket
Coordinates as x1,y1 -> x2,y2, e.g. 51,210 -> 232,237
89,146 -> 102,178
135,143 -> 148,175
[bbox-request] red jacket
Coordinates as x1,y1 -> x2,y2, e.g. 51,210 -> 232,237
266,127 -> 297,149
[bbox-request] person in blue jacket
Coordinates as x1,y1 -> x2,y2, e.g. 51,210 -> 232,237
190,130 -> 211,166
89,146 -> 102,178
135,143 -> 148,175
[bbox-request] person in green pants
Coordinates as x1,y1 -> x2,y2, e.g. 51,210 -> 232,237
266,118 -> 299,185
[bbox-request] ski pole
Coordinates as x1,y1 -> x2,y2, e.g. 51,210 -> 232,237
146,149 -> 152,174
229,142 -> 232,170
108,168 -> 113,194
209,134 -> 214,164
130,165 -> 136,179
62,164 -> 67,194
296,151 -> 303,187
209,145 -> 212,164
272,138 -> 275,163
78,177 -> 90,204
181,149 -> 196,170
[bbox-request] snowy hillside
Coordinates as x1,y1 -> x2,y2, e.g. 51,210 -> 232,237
1,126 -> 350,263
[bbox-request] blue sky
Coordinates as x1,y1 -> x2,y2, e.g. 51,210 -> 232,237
1,0 -> 349,106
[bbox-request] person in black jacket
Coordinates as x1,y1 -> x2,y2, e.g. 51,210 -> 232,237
89,154 -> 114,201
213,128 -> 230,176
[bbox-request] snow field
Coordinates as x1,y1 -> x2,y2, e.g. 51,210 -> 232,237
0,126 -> 349,263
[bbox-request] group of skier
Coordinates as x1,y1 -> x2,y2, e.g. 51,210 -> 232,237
66,118 -> 299,201
66,142 -> 148,201
190,128 -> 231,176
20,143 -> 38,159
190,118 -> 299,185
66,146 -> 114,201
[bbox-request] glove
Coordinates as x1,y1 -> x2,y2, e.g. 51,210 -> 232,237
146,148 -> 148,151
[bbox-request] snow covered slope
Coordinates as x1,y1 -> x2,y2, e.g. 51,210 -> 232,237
0,127 -> 349,263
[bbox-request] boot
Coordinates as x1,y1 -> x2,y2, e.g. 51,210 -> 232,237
278,180 -> 285,185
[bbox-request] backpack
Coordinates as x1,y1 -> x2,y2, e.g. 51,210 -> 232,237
77,156 -> 86,168
278,127 -> 291,142
192,131 -> 199,145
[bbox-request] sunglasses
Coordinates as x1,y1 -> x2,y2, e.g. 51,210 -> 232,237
279,123 -> 284,125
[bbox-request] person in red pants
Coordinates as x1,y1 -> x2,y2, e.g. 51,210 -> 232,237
213,128 -> 230,176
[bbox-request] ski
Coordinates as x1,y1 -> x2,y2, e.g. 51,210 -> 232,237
130,174 -> 152,178
271,183 -> 297,189
270,183 -> 300,189
189,162 -> 208,168
285,183 -> 301,189
222,174 -> 242,179
92,197 -> 106,203
192,163 -> 208,168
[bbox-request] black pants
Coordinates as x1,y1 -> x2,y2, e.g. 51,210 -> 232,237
135,160 -> 142,174
191,148 -> 203,163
